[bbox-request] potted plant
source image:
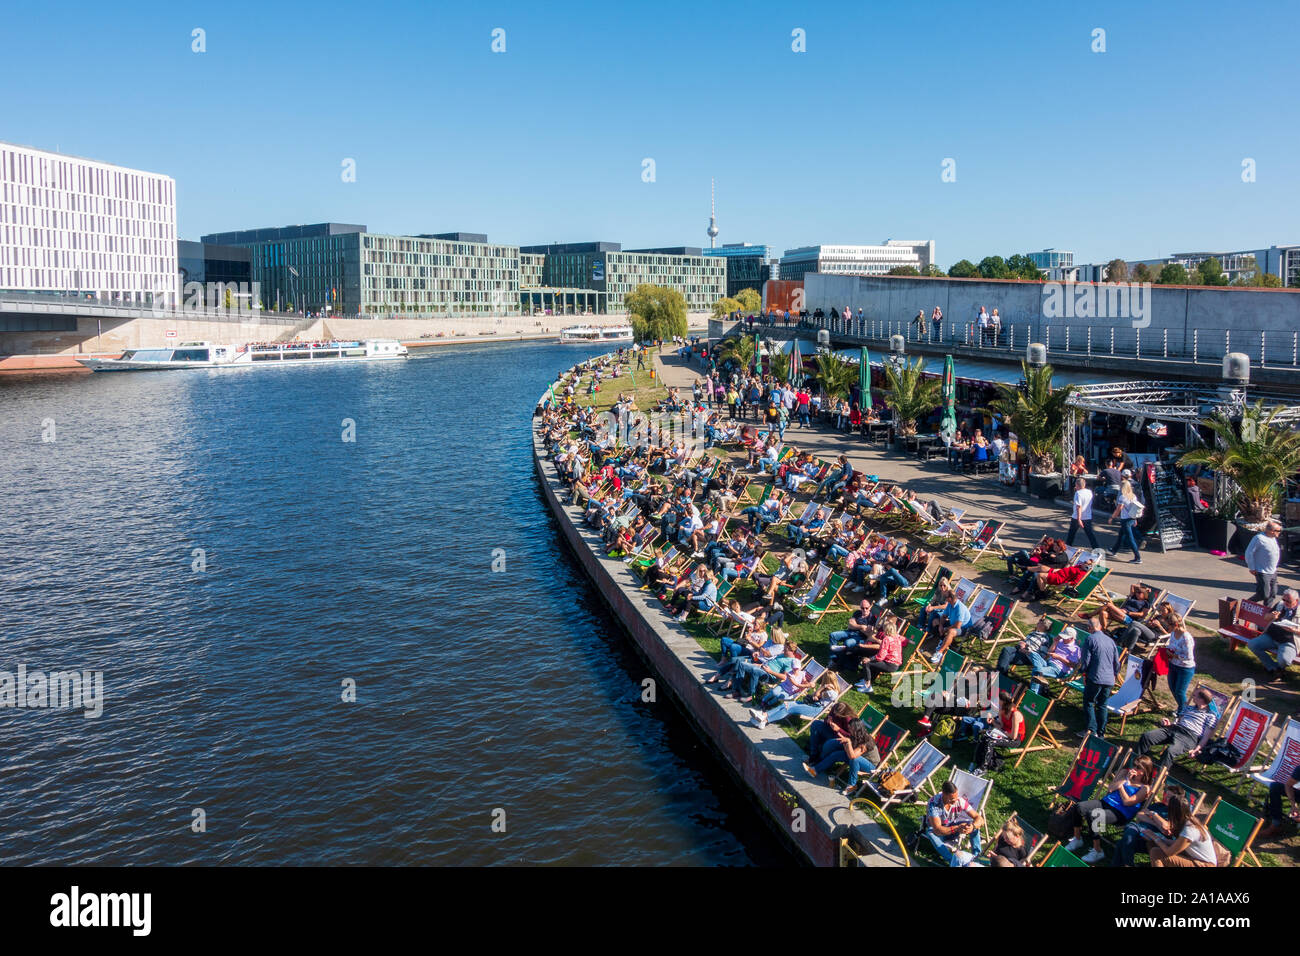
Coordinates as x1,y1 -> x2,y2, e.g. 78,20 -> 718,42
984,361 -> 1074,498
881,357 -> 941,451
812,351 -> 860,426
1192,492 -> 1236,553
1179,401 -> 1300,551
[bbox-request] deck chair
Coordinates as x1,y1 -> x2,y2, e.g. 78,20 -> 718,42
925,518 -> 968,552
1009,687 -> 1062,768
964,519 -> 1007,560
786,562 -> 833,609
798,573 -> 848,621
1147,769 -> 1207,816
894,622 -> 927,677
1216,701 -> 1278,785
1203,797 -> 1263,866
948,767 -> 993,846
1050,733 -> 1125,808
1105,655 -> 1147,737
1039,843 -> 1089,867
906,566 -> 954,612
951,576 -> 980,606
983,812 -> 1045,866
872,720 -> 910,770
858,702 -> 888,733
970,592 -> 1020,659
1053,565 -> 1112,618
1246,716 -> 1300,801
870,739 -> 949,811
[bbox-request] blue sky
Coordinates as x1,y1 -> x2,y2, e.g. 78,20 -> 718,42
6,0 -> 1296,267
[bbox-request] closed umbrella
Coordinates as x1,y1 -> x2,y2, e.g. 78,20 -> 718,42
753,333 -> 761,376
858,346 -> 872,412
789,338 -> 802,387
940,354 -> 957,447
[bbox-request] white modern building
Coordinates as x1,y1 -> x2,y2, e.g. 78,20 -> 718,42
0,142 -> 178,308
778,240 -> 934,282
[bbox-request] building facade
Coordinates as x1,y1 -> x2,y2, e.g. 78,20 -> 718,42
1029,248 -> 1073,272
702,242 -> 774,298
1065,245 -> 1300,287
0,141 -> 178,307
778,240 -> 934,283
202,223 -> 521,316
518,241 -> 725,313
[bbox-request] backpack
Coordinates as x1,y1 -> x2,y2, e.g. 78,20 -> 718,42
1197,738 -> 1243,768
929,715 -> 957,751
973,733 -> 1006,774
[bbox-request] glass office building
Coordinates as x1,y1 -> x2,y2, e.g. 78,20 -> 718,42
702,243 -> 773,298
518,241 -> 725,313
1029,249 -> 1074,272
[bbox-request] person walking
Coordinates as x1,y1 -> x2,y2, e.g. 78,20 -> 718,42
1066,477 -> 1101,550
1245,520 -> 1282,602
1109,479 -> 1145,564
931,307 -> 943,342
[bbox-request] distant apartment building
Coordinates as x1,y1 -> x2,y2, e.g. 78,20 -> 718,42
201,223 -> 520,315
702,242 -> 775,298
779,240 -> 934,283
0,141 -> 178,308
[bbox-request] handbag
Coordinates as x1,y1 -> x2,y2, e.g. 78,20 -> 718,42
879,771 -> 908,794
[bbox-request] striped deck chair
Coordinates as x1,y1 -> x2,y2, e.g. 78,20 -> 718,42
1008,687 -> 1062,768
969,591 -> 1020,659
1052,565 -> 1112,618
947,767 -> 994,848
1203,797 -> 1263,866
903,565 -> 953,612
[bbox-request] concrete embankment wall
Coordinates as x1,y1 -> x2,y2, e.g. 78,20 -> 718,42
532,424 -> 866,867
806,273 -> 1300,365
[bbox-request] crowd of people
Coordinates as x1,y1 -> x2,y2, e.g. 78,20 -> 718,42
538,347 -> 1298,868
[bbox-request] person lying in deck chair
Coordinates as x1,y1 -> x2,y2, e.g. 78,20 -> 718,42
1062,756 -> 1156,864
749,671 -> 842,729
728,638 -> 802,704
1094,583 -> 1158,652
1027,627 -> 1081,690
667,568 -> 718,623
1133,688 -> 1219,769
995,615 -> 1054,677
1011,557 -> 1093,603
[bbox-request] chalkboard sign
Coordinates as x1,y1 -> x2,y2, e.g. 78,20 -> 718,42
1145,461 -> 1196,552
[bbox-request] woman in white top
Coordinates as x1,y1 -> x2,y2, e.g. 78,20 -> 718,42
1149,794 -> 1219,867
1109,479 -> 1145,563
1164,614 -> 1197,712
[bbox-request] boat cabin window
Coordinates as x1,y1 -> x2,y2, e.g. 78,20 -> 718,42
171,348 -> 210,362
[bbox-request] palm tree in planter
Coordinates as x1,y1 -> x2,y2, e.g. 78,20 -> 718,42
812,351 -> 859,403
717,335 -> 756,372
882,356 -> 942,438
985,361 -> 1074,494
1178,401 -> 1300,526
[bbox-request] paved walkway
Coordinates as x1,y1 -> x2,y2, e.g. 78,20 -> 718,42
654,351 -> 1297,627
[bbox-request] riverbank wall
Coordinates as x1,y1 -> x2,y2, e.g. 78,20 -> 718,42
531,408 -> 893,867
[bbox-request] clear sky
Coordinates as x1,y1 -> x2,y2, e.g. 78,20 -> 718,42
6,0 -> 1296,267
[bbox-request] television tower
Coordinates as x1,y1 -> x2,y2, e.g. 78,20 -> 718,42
706,178 -> 719,249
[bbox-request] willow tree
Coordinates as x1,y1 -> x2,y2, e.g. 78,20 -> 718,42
627,284 -> 688,341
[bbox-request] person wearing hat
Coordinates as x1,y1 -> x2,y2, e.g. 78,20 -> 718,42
1027,626 -> 1081,689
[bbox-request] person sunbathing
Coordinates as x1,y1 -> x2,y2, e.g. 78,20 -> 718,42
1063,757 -> 1156,864
749,671 -> 841,729
1012,557 -> 1093,602
802,718 -> 880,796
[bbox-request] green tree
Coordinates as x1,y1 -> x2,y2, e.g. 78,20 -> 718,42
977,256 -> 1012,280
1105,259 -> 1130,283
711,295 -> 741,319
985,361 -> 1074,474
734,288 -> 762,313
948,259 -> 979,278
881,357 -> 942,437
1197,257 -> 1229,286
811,351 -> 858,401
1179,402 -> 1300,523
887,265 -> 920,276
627,284 -> 688,341
1005,254 -> 1043,280
1157,263 -> 1189,285
922,265 -> 946,277
716,334 -> 756,371
1132,263 -> 1154,283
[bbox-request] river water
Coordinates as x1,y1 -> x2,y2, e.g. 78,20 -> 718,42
0,341 -> 787,865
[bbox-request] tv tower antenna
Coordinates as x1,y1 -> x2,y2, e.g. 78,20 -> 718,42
707,178 -> 719,249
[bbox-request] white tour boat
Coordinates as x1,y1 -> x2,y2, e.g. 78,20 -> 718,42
558,324 -> 634,344
77,339 -> 408,372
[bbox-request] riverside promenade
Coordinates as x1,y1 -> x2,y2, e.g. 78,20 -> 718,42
653,351 -> 1296,629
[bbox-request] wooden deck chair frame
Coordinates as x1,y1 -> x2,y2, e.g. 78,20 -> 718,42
1009,687 -> 1062,768
1105,655 -> 1147,737
1039,843 -> 1089,867
867,738 -> 949,811
1245,716 -> 1300,803
1203,796 -> 1263,866
1049,733 -> 1126,809
1052,565 -> 1112,618
987,811 -> 1046,866
799,573 -> 848,622
1216,700 -> 1278,790
972,592 -> 1021,659
964,519 -> 1008,560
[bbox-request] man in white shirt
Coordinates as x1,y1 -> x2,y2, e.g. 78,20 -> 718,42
1066,477 -> 1101,549
1245,521 -> 1283,602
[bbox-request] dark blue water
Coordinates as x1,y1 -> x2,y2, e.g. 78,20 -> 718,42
0,342 -> 787,865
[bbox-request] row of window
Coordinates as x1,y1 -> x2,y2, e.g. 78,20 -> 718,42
2,186 -> 173,223
0,246 -> 174,274
0,266 -> 174,294
0,149 -> 174,206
